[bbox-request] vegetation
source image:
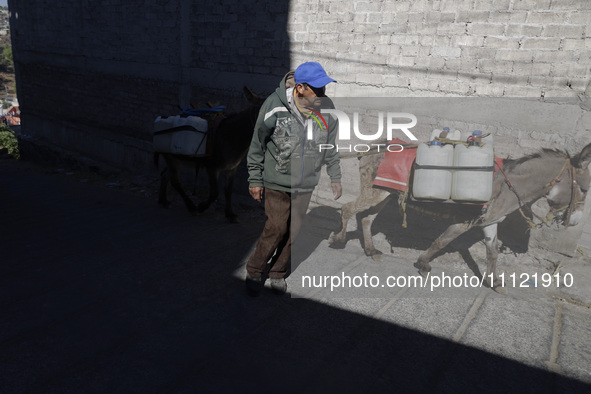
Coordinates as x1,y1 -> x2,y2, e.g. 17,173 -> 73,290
1,46 -> 12,70
0,123 -> 19,158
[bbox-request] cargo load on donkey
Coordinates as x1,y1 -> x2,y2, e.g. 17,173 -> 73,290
152,105 -> 226,157
373,128 -> 502,204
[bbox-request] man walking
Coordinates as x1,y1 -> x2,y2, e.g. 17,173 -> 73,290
245,62 -> 342,296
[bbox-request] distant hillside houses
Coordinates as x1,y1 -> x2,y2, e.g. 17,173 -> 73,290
0,9 -> 8,35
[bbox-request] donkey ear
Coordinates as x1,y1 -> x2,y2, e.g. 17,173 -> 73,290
573,143 -> 591,169
243,86 -> 259,103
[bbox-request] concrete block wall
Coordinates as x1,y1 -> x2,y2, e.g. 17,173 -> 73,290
11,0 -> 591,172
289,0 -> 591,101
9,0 -> 591,255
9,0 -> 290,170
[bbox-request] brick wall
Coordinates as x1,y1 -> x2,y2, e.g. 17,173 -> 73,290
9,0 -> 290,169
289,0 -> 591,100
8,0 -> 591,254
8,0 -> 591,169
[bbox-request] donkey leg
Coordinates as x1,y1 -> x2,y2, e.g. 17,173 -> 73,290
329,189 -> 390,254
167,165 -> 198,214
192,162 -> 201,196
328,200 -> 357,247
223,169 -> 239,223
360,197 -> 391,261
482,224 -> 507,294
158,167 -> 172,208
197,165 -> 219,213
415,222 -> 473,277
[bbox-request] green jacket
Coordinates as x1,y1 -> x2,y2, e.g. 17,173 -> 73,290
247,72 -> 341,193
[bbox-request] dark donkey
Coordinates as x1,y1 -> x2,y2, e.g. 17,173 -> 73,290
329,143 -> 591,292
156,87 -> 264,222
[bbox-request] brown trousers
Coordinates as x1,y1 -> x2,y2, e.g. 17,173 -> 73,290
246,188 -> 312,279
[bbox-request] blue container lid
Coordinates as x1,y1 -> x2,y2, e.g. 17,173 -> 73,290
442,127 -> 450,131
472,130 -> 483,135
429,141 -> 442,146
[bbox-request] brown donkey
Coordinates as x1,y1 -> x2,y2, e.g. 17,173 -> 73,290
329,143 -> 591,292
156,87 -> 264,222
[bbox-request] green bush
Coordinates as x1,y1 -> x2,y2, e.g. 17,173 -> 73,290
0,124 -> 19,159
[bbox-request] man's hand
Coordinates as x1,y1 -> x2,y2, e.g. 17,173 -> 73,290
249,186 -> 264,202
331,182 -> 342,200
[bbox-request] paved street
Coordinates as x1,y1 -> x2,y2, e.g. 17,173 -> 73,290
1,158 -> 590,393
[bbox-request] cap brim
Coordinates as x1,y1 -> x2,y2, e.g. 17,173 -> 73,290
306,77 -> 337,88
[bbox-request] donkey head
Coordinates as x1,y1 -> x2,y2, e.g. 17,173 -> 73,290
546,143 -> 591,227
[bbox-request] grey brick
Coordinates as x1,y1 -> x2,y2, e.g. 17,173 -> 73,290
356,73 -> 383,85
474,0 -> 511,10
478,59 -> 514,74
542,24 -> 585,39
550,0 -> 591,10
495,49 -> 534,63
469,23 -> 507,36
506,24 -> 543,38
383,75 -> 409,87
470,83 -> 505,96
409,78 -> 440,91
504,85 -> 543,97
438,79 -> 472,94
437,23 -> 467,36
513,0 -> 552,11
534,50 -> 579,63
431,46 -> 462,58
456,11 -> 491,23
492,73 -> 529,86
526,12 -> 568,24
442,0 -> 474,12
461,46 -> 498,59
451,35 -> 486,47
562,39 -> 587,51
489,11 -> 528,24
484,37 -> 521,49
551,63 -> 591,78
521,38 -> 561,50
529,76 -> 570,89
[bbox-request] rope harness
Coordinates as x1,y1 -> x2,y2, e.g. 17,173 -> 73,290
497,157 -> 578,230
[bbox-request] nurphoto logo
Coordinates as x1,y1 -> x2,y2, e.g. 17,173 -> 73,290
306,109 -> 418,153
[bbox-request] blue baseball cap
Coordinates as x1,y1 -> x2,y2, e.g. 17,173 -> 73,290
294,62 -> 337,88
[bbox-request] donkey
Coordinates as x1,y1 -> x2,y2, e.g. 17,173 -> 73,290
329,143 -> 591,292
156,87 -> 264,222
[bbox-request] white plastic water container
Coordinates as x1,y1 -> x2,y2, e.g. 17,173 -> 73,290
413,141 -> 454,200
153,115 -> 209,155
451,131 -> 494,201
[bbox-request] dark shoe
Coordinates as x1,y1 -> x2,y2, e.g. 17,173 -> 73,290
245,274 -> 262,296
270,278 -> 287,295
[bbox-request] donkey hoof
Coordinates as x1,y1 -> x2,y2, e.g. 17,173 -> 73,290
370,254 -> 383,262
414,261 -> 431,278
492,285 -> 508,295
328,233 -> 345,249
